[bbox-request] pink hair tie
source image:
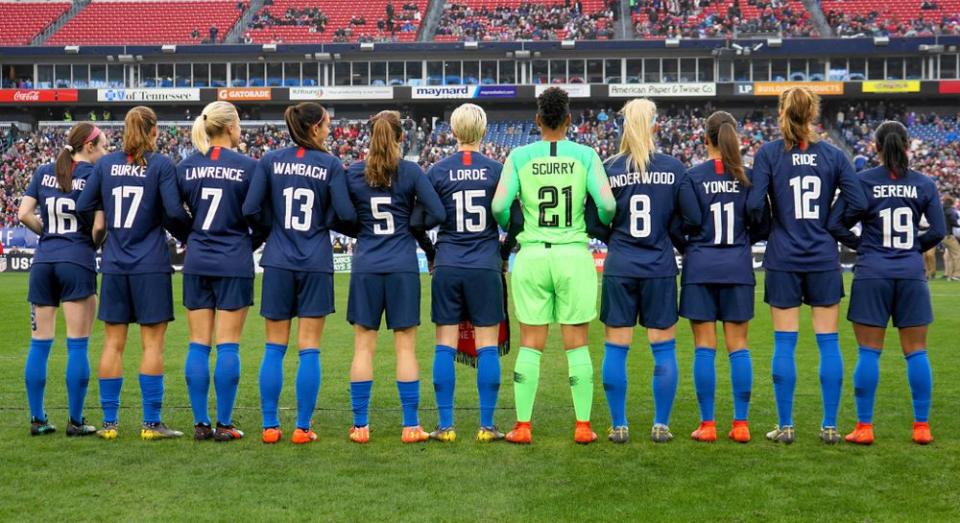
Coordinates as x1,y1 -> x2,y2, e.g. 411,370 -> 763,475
84,126 -> 101,144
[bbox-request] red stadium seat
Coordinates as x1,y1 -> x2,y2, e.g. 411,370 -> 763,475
0,1 -> 71,45
245,0 -> 423,43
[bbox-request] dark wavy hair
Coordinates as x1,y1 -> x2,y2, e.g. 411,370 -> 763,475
536,87 -> 570,130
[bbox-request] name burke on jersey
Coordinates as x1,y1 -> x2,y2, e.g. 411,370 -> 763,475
609,171 -> 675,188
110,164 -> 147,177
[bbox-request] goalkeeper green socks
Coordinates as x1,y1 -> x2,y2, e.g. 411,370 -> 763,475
566,347 -> 594,422
513,347 -> 542,423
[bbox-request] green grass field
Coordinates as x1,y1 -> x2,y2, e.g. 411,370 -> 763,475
0,272 -> 958,521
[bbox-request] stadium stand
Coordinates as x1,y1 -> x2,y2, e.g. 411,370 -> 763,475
631,0 -> 816,39
823,0 -> 960,37
0,0 -> 71,45
433,0 -> 616,42
244,0 -> 423,43
45,0 -> 244,45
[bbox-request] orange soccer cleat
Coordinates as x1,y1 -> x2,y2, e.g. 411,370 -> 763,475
845,422 -> 875,445
401,425 -> 430,444
505,422 -> 532,444
261,427 -> 282,444
912,422 -> 933,445
291,428 -> 318,444
691,421 -> 717,442
349,425 -> 370,444
574,421 -> 598,444
728,420 -> 751,443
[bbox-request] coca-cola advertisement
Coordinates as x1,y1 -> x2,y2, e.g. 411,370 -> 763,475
0,89 -> 79,103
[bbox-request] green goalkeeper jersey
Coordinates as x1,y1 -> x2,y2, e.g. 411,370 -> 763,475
492,140 -> 616,246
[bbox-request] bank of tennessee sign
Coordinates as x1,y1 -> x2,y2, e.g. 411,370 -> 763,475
97,88 -> 201,102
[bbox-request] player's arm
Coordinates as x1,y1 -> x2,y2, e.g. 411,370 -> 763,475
242,157 -> 270,227
491,155 -> 519,228
746,146 -> 771,223
918,182 -> 947,252
413,166 -> 446,228
18,169 -> 42,235
75,162 -> 102,227
586,154 -> 616,225
584,196 -> 611,243
744,170 -> 772,243
158,159 -> 191,243
676,171 -> 702,236
500,199 -> 523,262
836,150 -> 869,217
826,198 -> 861,250
92,210 -> 106,247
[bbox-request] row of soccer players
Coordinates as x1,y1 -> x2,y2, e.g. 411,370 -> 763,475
20,87 -> 943,446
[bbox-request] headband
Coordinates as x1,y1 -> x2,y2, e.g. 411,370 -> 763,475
85,126 -> 102,144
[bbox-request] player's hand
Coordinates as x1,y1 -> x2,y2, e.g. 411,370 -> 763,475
502,259 -> 509,273
428,259 -> 435,275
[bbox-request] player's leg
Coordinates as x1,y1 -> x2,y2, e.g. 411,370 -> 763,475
430,267 -> 462,439
96,273 -> 133,439
600,275 -> 637,443
208,277 -> 253,441
808,269 -> 845,444
185,306 -> 215,439
135,273 -> 181,440
765,269 -> 802,443
385,273 -> 427,443
291,316 -> 325,444
641,278 -> 679,444
723,319 -> 752,443
506,323 -> 548,444
25,304 -> 57,435
895,279 -> 935,444
681,283 -> 718,443
61,293 -> 97,436
847,322 -> 885,445
347,273 -> 384,443
562,322 -> 597,444
258,267 -> 296,442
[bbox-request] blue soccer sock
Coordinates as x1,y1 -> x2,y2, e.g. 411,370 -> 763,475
99,377 -> 123,424
817,332 -> 844,428
24,338 -> 53,421
729,349 -> 753,421
651,339 -> 678,426
905,350 -> 933,423
350,380 -> 373,427
184,342 -> 211,425
258,343 -> 286,429
214,343 -> 241,426
397,380 -> 420,427
476,346 -> 500,428
693,348 -> 716,423
432,345 -> 456,429
772,331 -> 798,427
853,346 -> 882,424
296,349 -> 321,430
65,337 -> 91,423
602,341 -> 629,428
139,373 -> 164,424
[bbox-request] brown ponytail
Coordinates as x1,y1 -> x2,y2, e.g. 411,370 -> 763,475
364,110 -> 402,189
284,102 -> 329,152
55,122 -> 98,192
875,120 -> 910,179
706,111 -> 749,187
123,106 -> 158,166
778,86 -> 820,151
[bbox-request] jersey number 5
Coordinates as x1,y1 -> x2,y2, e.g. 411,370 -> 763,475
371,196 -> 395,235
538,186 -> 572,228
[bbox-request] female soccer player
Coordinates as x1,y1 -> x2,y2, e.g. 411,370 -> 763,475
677,111 -> 768,443
77,106 -> 192,440
423,103 -> 506,443
589,98 -> 687,444
242,102 -> 355,445
828,121 -> 945,445
178,101 -> 258,442
344,110 -> 445,444
747,86 -> 868,444
19,122 -> 107,436
491,87 -> 616,445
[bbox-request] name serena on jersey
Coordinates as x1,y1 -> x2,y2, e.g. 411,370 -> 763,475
272,162 -> 328,180
874,184 -> 918,198
40,174 -> 85,191
609,171 -> 675,188
184,166 -> 245,182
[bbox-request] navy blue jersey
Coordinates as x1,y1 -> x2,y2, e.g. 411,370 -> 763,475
832,167 -> 945,281
426,150 -> 503,271
601,153 -> 686,278
24,162 -> 97,272
678,159 -> 755,285
177,146 -> 257,278
747,139 -> 867,271
242,146 -> 355,273
76,151 -> 189,274
346,159 -> 445,274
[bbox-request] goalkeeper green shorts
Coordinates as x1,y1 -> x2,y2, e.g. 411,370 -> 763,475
511,243 -> 598,325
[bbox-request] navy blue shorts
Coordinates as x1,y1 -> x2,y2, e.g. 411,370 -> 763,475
680,283 -> 755,323
28,262 -> 97,306
183,274 -> 253,311
98,272 -> 173,325
260,268 -> 334,320
600,275 -> 678,329
347,272 -> 420,330
431,267 -> 504,327
764,269 -> 844,308
848,278 -> 933,328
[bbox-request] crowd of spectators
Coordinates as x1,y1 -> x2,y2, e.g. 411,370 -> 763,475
247,6 -> 329,33
632,0 -> 817,39
434,1 -> 616,41
826,9 -> 960,38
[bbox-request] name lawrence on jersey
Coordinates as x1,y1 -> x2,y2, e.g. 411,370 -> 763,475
183,166 -> 246,182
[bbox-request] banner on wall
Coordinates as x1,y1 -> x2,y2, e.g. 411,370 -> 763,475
0,252 -> 34,272
97,88 -> 200,102
861,80 -> 921,93
608,83 -> 716,98
939,80 -> 960,94
534,84 -> 591,98
217,87 -> 272,101
289,86 -> 394,100
410,85 -> 518,99
0,89 -> 78,103
753,82 -> 844,96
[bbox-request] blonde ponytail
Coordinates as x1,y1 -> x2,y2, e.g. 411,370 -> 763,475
617,98 -> 657,174
778,86 -> 820,150
191,101 -> 239,155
